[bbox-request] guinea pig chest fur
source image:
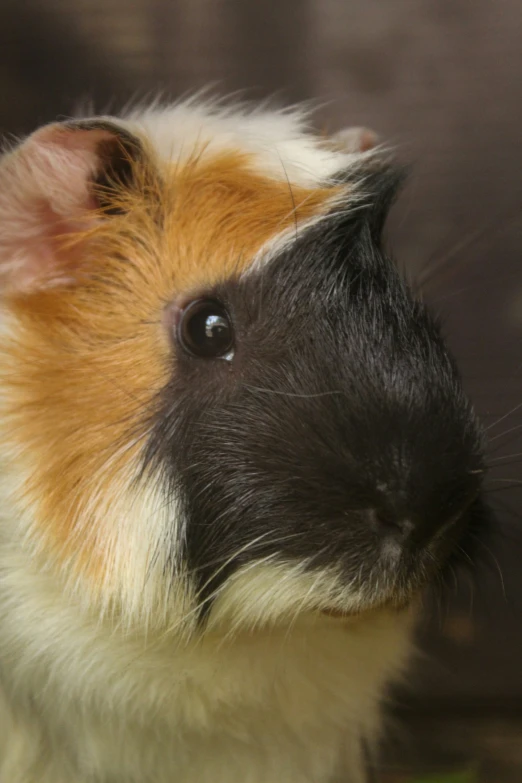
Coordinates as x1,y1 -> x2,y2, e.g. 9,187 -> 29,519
0,100 -> 488,783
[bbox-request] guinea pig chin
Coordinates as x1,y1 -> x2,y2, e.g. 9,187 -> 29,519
144,183 -> 486,628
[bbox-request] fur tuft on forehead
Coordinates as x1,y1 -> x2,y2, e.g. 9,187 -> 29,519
125,98 -> 376,187
0,103 -> 363,619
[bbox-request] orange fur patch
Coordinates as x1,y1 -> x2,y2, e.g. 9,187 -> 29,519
0,149 -> 341,585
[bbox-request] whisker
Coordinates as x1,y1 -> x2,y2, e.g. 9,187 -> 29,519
488,451 -> 522,463
187,532 -> 302,576
489,422 -> 522,442
191,531 -> 303,604
469,532 -> 508,603
484,486 -> 522,494
455,544 -> 475,568
488,461 -> 522,473
430,270 -> 522,305
419,224 -> 493,289
245,384 -> 344,399
486,478 -> 522,486
275,148 -> 299,246
490,496 -> 522,527
485,401 -> 522,433
419,209 -> 519,295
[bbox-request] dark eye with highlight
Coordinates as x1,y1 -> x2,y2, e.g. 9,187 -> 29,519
177,299 -> 234,360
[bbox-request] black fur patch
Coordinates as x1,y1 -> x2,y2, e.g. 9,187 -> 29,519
143,162 -> 487,619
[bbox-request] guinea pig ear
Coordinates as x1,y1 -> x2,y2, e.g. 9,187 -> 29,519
329,126 -> 379,154
0,119 -> 144,294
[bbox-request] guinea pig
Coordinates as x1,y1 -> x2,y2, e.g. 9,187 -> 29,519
0,98 -> 489,783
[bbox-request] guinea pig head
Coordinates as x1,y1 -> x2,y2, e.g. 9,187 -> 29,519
0,116 -> 486,633
147,168 -> 488,629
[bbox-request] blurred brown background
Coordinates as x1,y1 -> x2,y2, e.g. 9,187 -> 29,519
1,0 -> 521,778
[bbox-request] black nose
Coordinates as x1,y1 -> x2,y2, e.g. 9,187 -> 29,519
367,507 -> 415,541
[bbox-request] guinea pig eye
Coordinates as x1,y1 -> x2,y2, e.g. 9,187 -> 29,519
177,299 -> 234,360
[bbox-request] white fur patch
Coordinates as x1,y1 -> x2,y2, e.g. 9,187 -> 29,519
123,98 -> 361,188
0,544 -> 414,782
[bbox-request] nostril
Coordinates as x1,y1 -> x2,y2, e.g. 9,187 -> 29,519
368,508 -> 413,539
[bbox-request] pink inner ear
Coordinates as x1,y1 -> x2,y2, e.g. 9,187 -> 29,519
0,124 -> 115,294
333,127 -> 379,154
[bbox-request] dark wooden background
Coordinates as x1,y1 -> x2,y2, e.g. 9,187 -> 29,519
1,0 -> 521,776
